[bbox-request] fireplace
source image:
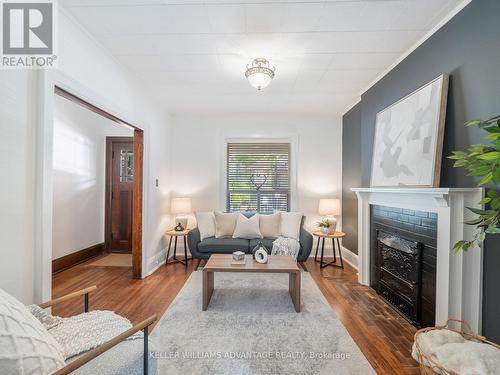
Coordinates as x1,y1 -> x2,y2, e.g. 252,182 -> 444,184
351,187 -> 483,332
371,205 -> 437,328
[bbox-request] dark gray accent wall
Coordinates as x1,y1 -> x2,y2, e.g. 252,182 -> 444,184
341,0 -> 500,341
342,102 -> 361,254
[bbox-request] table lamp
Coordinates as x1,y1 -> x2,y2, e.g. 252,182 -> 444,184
171,197 -> 192,231
318,198 -> 341,234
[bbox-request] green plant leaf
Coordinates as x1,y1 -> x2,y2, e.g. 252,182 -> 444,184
466,120 -> 481,127
484,126 -> 500,133
467,207 -> 493,215
491,198 -> 500,210
464,217 -> 485,225
485,226 -> 500,234
478,152 -> 500,160
478,173 -> 493,186
479,197 -> 491,205
487,190 -> 497,198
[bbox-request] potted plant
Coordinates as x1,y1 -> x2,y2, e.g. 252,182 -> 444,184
449,115 -> 500,252
318,218 -> 335,235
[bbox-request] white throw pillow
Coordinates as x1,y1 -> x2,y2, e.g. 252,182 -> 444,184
259,213 -> 281,238
214,212 -> 238,238
279,211 -> 303,241
0,289 -> 65,375
195,211 -> 216,240
233,214 -> 262,239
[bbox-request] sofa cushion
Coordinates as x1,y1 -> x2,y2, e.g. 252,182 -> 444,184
198,237 -> 249,253
249,238 -> 275,252
279,211 -> 303,241
232,213 -> 262,239
214,212 -> 238,238
195,211 -> 216,240
259,213 -> 281,238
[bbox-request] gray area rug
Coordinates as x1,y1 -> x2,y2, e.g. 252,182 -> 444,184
151,271 -> 375,375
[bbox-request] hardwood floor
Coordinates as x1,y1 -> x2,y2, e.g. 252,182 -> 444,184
52,256 -> 419,374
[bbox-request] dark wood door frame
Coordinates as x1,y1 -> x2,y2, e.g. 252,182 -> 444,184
54,86 -> 144,279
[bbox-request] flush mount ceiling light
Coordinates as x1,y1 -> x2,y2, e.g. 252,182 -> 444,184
245,58 -> 276,90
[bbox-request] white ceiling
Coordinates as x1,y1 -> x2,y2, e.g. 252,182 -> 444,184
61,0 -> 463,115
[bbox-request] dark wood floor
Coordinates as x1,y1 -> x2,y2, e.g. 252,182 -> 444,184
52,256 -> 419,374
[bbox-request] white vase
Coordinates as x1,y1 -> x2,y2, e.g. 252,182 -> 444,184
320,227 -> 330,235
329,217 -> 337,234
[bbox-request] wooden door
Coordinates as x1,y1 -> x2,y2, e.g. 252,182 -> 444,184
106,138 -> 134,253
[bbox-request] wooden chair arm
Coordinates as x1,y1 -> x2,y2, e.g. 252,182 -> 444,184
39,286 -> 97,309
53,314 -> 157,375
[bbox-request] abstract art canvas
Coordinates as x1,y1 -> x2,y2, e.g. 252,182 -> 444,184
371,75 -> 449,187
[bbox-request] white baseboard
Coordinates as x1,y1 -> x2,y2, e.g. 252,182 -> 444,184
340,246 -> 358,271
308,243 -> 358,271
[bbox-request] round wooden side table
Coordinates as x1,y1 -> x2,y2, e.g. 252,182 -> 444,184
312,230 -> 346,269
165,228 -> 191,267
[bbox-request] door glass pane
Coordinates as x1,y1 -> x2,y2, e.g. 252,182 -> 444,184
120,150 -> 134,182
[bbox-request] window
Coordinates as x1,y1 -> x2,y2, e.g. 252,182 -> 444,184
227,142 -> 290,213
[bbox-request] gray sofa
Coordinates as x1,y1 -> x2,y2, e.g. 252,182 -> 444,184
187,214 -> 313,263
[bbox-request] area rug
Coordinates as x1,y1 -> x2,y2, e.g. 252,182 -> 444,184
151,271 -> 375,374
87,254 -> 132,267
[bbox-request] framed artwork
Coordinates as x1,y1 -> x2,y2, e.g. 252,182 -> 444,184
370,75 -> 449,187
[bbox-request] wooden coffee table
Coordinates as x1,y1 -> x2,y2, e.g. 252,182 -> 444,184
202,254 -> 301,312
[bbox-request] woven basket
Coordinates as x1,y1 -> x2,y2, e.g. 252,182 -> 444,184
413,319 -> 500,375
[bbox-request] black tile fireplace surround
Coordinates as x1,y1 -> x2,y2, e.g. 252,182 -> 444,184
370,205 -> 437,328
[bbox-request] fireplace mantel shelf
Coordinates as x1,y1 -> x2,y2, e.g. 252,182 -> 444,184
351,186 -> 484,332
351,187 -> 481,194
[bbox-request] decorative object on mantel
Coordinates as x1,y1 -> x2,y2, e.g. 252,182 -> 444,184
412,319 -> 500,375
318,198 -> 340,234
449,114 -> 500,252
371,75 -> 449,187
171,197 -> 192,231
245,58 -> 275,90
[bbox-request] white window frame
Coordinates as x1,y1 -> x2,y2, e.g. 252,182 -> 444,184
219,135 -> 299,212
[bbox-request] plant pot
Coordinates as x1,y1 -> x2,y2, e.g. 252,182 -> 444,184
320,227 -> 330,235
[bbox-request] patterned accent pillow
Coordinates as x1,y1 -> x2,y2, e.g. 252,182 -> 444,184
0,289 -> 65,374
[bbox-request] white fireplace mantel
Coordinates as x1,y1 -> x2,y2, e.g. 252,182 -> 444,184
351,187 -> 484,331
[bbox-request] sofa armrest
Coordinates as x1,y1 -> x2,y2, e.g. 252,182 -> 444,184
297,227 -> 313,262
187,228 -> 203,259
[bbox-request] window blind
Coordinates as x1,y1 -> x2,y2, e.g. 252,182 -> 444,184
227,142 -> 290,213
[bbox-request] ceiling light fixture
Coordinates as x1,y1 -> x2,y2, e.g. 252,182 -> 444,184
245,58 -> 275,90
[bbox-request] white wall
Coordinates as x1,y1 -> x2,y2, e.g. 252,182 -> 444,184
52,95 -> 132,260
169,113 -> 342,233
0,6 -> 172,304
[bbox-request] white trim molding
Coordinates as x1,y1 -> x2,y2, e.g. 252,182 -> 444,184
351,187 -> 483,332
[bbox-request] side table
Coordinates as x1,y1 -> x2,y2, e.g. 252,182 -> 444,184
312,230 -> 346,269
165,228 -> 191,267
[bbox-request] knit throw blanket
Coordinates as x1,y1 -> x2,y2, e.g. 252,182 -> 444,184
34,309 -> 142,360
271,237 -> 301,260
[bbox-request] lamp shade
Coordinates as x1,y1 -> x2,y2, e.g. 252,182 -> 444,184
318,199 -> 340,216
171,198 -> 192,214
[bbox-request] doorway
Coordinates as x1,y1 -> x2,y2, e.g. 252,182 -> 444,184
54,86 -> 144,278
105,137 -> 134,253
